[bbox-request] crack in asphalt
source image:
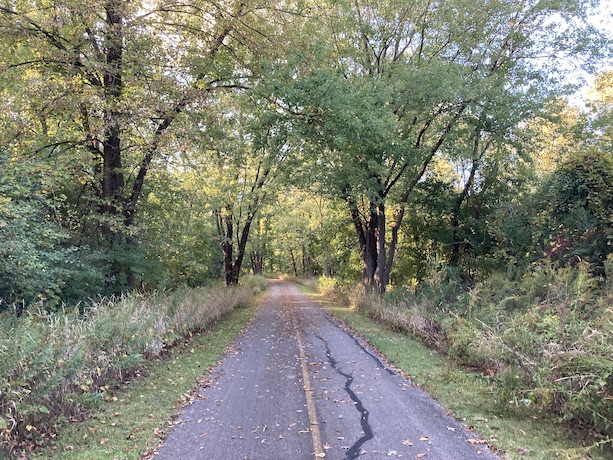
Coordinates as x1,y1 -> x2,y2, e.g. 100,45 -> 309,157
316,335 -> 374,459
326,316 -> 395,375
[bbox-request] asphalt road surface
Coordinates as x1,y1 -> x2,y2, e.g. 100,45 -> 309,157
154,281 -> 499,460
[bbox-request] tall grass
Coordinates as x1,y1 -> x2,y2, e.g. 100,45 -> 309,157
333,262 -> 613,444
0,277 -> 266,454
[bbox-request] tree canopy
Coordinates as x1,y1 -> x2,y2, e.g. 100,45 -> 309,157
0,0 -> 611,307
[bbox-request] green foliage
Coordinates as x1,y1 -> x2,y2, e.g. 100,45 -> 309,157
0,153 -> 108,310
539,150 -> 613,271
0,280 -> 266,452
138,169 -> 224,289
337,261 -> 613,440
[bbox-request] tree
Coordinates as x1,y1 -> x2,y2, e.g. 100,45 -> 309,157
479,75 -> 613,277
587,69 -> 613,151
185,93 -> 293,285
542,149 -> 613,269
266,0 -> 605,293
0,0 -> 263,288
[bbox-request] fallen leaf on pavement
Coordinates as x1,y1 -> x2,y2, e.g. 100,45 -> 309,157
467,439 -> 487,445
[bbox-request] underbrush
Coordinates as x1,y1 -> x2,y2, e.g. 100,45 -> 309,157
279,274 -> 319,290
0,277 -> 267,455
328,261 -> 613,452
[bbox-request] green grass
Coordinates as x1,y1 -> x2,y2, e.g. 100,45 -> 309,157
307,290 -> 613,460
28,303 -> 256,460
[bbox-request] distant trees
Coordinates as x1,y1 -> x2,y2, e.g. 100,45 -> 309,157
265,0 -> 605,293
0,0 -> 610,308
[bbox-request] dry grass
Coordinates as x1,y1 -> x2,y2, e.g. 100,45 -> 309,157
0,278 -> 267,455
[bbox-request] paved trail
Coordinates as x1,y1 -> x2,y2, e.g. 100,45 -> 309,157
154,281 -> 498,460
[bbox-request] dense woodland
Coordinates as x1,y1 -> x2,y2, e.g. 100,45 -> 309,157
1,0 -> 613,454
0,0 -> 611,300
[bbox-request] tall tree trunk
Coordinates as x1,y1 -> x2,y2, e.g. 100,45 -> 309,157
289,248 -> 298,276
316,198 -> 332,276
97,1 -> 134,288
348,200 -> 380,293
100,1 -> 124,241
302,243 -> 312,278
357,203 -> 390,294
374,200 -> 388,294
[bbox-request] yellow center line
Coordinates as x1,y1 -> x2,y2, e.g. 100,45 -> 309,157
296,328 -> 325,458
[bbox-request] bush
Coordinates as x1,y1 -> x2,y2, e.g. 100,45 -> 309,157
0,280 -> 265,453
241,274 -> 270,294
337,261 -> 613,441
317,275 -> 338,295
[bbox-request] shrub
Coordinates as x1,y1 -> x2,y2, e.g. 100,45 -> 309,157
0,280 -> 265,453
240,274 -> 270,294
445,318 -> 502,371
317,275 -> 338,296
333,261 -> 613,441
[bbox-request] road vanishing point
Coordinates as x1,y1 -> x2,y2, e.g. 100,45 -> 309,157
154,281 -> 499,460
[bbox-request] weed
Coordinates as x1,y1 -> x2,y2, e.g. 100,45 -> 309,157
0,278 -> 267,456
312,261 -> 613,456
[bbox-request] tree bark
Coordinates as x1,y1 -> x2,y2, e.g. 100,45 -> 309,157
100,1 -> 124,240
215,207 -> 239,286
289,248 -> 298,276
302,243 -> 312,278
